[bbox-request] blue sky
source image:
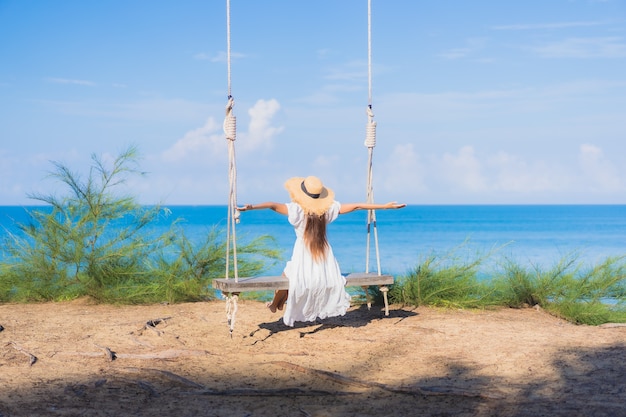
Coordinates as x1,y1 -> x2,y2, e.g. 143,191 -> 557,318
1,0 -> 625,205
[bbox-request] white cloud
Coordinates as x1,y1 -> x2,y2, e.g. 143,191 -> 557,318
142,100 -> 283,204
193,52 -> 212,60
323,60 -> 368,82
439,38 -> 488,60
440,146 -> 488,192
0,148 -> 87,204
403,144 -> 625,203
240,99 -> 284,152
380,143 -> 427,197
160,99 -> 283,163
194,51 -> 246,62
291,58 -> 376,106
578,143 -> 623,190
46,77 -> 96,86
530,37 -> 626,58
491,21 -> 609,31
488,151 -> 568,193
161,117 -> 223,163
32,97 -> 213,123
294,91 -> 341,106
313,154 -> 340,169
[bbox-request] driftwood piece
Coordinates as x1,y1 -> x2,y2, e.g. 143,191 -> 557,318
271,361 -> 505,400
10,342 -> 37,366
146,317 -> 171,327
138,317 -> 173,336
93,343 -> 116,361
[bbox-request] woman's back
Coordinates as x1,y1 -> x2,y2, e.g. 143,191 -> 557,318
282,201 -> 350,326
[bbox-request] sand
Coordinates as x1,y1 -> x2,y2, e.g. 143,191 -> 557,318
1,299 -> 625,417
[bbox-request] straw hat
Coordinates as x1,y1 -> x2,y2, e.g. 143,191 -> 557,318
284,176 -> 335,216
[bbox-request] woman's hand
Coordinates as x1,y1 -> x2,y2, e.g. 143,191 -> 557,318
385,202 -> 406,209
237,204 -> 254,211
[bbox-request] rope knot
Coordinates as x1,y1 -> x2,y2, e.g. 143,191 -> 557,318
364,120 -> 377,148
225,96 -> 234,115
224,97 -> 237,141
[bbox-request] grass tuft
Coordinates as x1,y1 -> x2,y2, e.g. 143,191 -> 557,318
389,248 -> 626,326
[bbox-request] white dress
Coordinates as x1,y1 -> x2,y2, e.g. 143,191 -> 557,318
282,201 -> 352,327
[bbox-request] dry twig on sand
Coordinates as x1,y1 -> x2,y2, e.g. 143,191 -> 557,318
93,343 -> 116,361
138,317 -> 172,336
9,341 -> 37,366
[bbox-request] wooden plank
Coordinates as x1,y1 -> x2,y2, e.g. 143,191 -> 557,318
212,272 -> 394,293
212,276 -> 287,292
345,272 -> 394,287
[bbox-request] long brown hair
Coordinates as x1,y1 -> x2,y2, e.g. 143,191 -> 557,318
303,213 -> 328,261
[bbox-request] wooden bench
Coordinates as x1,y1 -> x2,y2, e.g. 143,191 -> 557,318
213,272 -> 393,316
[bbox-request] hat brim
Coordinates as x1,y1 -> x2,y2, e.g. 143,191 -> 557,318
284,177 -> 335,216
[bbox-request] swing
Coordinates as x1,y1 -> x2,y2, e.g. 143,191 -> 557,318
212,0 -> 393,333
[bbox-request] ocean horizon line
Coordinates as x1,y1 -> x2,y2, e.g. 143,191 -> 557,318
3,203 -> 626,208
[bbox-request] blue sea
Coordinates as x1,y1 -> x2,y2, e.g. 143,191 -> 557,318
1,205 -> 626,277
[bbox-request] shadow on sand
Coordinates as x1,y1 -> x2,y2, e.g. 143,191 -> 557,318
250,304 -> 418,341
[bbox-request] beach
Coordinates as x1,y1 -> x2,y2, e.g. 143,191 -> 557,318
1,299 -> 624,416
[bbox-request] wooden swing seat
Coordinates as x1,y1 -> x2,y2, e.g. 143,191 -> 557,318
212,272 -> 394,315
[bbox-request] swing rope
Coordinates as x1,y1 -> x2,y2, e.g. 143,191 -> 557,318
224,0 -> 239,283
224,97 -> 238,282
364,0 -> 382,276
223,0 -> 239,335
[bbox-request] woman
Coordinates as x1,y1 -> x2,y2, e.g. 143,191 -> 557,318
238,176 -> 405,327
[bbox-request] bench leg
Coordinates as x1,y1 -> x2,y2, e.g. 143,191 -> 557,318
362,285 -> 390,316
225,292 -> 239,336
361,286 -> 371,310
380,286 -> 389,316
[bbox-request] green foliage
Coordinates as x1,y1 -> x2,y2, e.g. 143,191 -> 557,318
389,245 -> 496,309
389,247 -> 626,326
145,229 -> 281,304
491,254 -> 626,325
545,300 -> 626,326
0,147 -> 281,304
491,254 -> 582,307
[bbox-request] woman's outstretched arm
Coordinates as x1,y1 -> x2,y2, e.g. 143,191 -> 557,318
237,202 -> 288,215
339,202 -> 406,214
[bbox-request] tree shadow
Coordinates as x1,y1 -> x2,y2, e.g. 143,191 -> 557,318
2,304 -> 625,417
498,343 -> 626,416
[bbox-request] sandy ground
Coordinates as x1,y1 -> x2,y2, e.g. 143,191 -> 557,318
1,298 -> 625,417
